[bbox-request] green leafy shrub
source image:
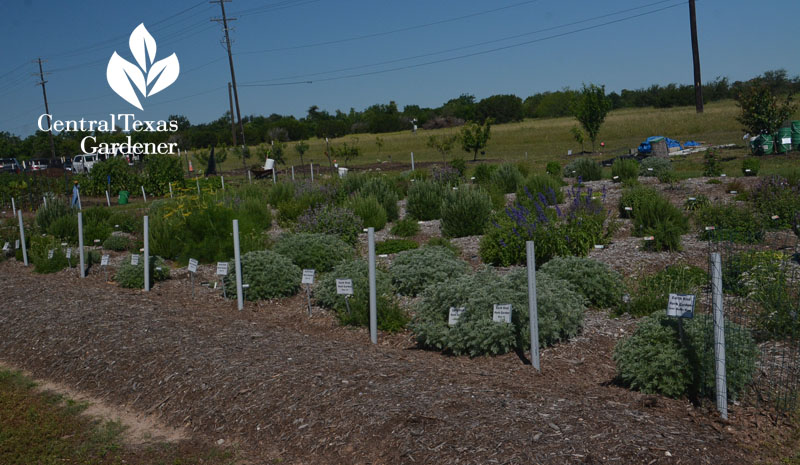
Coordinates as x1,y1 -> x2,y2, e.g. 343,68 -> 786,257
516,174 -> 565,208
695,204 -> 764,243
272,233 -> 353,272
82,207 -> 114,244
35,198 -> 71,232
411,268 -> 586,356
440,186 -> 492,237
742,158 -> 760,176
142,154 -> 184,196
406,180 -> 446,220
389,246 -> 469,296
639,157 -> 672,177
624,187 -> 688,250
222,250 -> 301,300
450,158 -> 466,176
643,219 -> 685,252
29,236 -> 69,274
619,185 -> 660,219
492,163 -> 525,194
115,255 -> 170,288
611,158 -> 639,183
86,157 -> 140,196
481,185 -> 610,266
295,204 -> 363,246
359,177 -> 399,221
539,256 -> 625,308
622,265 -> 707,317
107,211 -> 140,233
426,237 -> 460,255
47,213 -> 79,243
614,311 -> 757,400
347,194 -> 387,231
545,161 -> 561,177
315,259 -> 406,331
267,182 -> 295,207
472,164 -> 497,185
102,234 -> 130,251
390,218 -> 420,237
277,199 -> 308,225
375,239 -> 418,255
683,194 -> 710,211
750,175 -> 800,229
657,169 -> 679,187
563,158 -> 602,181
702,149 -> 721,177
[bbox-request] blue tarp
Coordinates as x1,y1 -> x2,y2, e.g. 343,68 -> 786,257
638,136 -> 685,154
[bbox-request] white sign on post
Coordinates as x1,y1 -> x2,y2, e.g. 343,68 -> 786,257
2,242 -> 8,251
335,278 -> 353,295
302,269 -> 315,285
66,248 -> 72,259
667,293 -> 695,318
216,262 -> 229,276
188,258 -> 198,273
448,307 -> 466,326
130,254 -> 139,266
101,254 -> 110,266
48,249 -> 54,259
492,304 -> 512,324
15,240 -> 20,249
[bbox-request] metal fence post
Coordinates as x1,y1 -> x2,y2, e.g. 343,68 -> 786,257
143,216 -> 150,292
17,210 -> 27,266
526,241 -> 540,371
410,152 -> 415,171
711,252 -> 728,419
78,212 -> 85,278
233,219 -> 244,311
368,227 -> 377,344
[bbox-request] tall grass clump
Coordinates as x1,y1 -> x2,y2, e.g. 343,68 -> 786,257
563,158 -> 602,181
492,163 -> 525,194
611,158 -> 639,183
359,176 -> 400,221
406,179 -> 446,220
440,186 -> 493,237
347,194 -> 388,230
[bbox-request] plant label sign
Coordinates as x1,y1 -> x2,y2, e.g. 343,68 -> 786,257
130,254 -> 139,266
2,242 -> 8,251
302,269 -> 315,285
188,258 -> 198,273
66,248 -> 72,259
492,304 -> 512,324
15,240 -> 19,249
48,249 -> 54,259
101,254 -> 110,266
448,307 -> 466,326
667,293 -> 695,318
216,262 -> 228,276
335,279 -> 353,295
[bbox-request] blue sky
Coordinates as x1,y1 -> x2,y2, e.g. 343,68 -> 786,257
1,0 -> 798,137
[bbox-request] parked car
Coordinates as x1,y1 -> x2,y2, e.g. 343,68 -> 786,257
27,158 -> 49,171
62,159 -> 73,172
0,158 -> 21,173
72,154 -> 99,174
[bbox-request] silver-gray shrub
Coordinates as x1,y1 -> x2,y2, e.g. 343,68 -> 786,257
389,246 -> 469,296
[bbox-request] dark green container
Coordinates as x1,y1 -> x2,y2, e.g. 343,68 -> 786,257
776,127 -> 792,153
118,190 -> 129,205
755,134 -> 774,155
792,121 -> 800,150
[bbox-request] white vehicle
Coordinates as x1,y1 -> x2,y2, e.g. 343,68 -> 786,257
72,154 -> 99,174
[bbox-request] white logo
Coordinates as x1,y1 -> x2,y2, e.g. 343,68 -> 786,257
107,23 -> 180,110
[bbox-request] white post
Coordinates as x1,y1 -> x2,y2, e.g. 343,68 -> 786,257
105,191 -> 111,207
526,241 -> 540,371
143,216 -> 150,292
221,175 -> 225,190
141,186 -> 147,203
411,152 -> 415,171
368,227 -> 377,344
272,167 -> 276,184
310,162 -> 314,182
77,191 -> 82,210
168,182 -> 173,198
43,196 -> 47,207
17,210 -> 27,266
711,252 -> 727,419
78,212 -> 85,278
291,165 -> 295,181
196,178 -> 201,196
11,197 -> 16,216
233,219 -> 244,311
247,170 -> 252,184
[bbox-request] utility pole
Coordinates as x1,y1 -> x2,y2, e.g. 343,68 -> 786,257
228,82 -> 237,146
689,0 -> 703,114
33,58 -> 57,161
211,0 -> 248,173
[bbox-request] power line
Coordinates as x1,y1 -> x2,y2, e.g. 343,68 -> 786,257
240,1 -> 685,87
243,0 -> 679,85
238,0 -> 543,55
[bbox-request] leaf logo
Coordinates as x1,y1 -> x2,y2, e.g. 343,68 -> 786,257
106,24 -> 180,110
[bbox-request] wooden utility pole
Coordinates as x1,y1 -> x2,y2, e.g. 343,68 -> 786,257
211,0 -> 247,172
689,0 -> 703,114
228,82 -> 237,146
33,58 -> 57,161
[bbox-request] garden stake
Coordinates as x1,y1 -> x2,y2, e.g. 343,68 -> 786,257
306,284 -> 312,317
310,162 -> 314,182
17,210 -> 27,266
291,165 -> 295,181
410,152 -> 415,171
105,190 -> 111,207
368,227 -> 377,344
711,252 -> 727,419
169,182 -> 173,198
143,216 -> 150,292
344,295 -> 351,315
233,219 -> 244,311
526,241 -> 540,371
12,197 -> 16,216
248,170 -> 252,184
77,212 -> 85,278
196,178 -> 201,196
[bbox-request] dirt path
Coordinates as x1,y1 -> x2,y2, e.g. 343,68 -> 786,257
0,259 -> 784,464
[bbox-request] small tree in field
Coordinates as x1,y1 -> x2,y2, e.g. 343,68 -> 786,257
572,83 -> 611,152
295,140 -> 309,171
570,126 -> 586,153
427,134 -> 458,163
735,84 -> 795,135
333,139 -> 361,167
460,119 -> 492,162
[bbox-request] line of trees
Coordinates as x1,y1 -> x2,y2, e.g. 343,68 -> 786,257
2,69 -> 798,160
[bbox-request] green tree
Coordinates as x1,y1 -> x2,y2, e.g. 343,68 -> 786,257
332,139 -> 361,166
735,84 -> 796,135
460,119 -> 492,162
570,126 -> 586,153
427,134 -> 458,163
572,83 -> 611,152
294,139 -> 309,171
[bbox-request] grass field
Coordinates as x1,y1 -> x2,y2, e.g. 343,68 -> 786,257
0,368 -> 236,465
200,100 -> 795,174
